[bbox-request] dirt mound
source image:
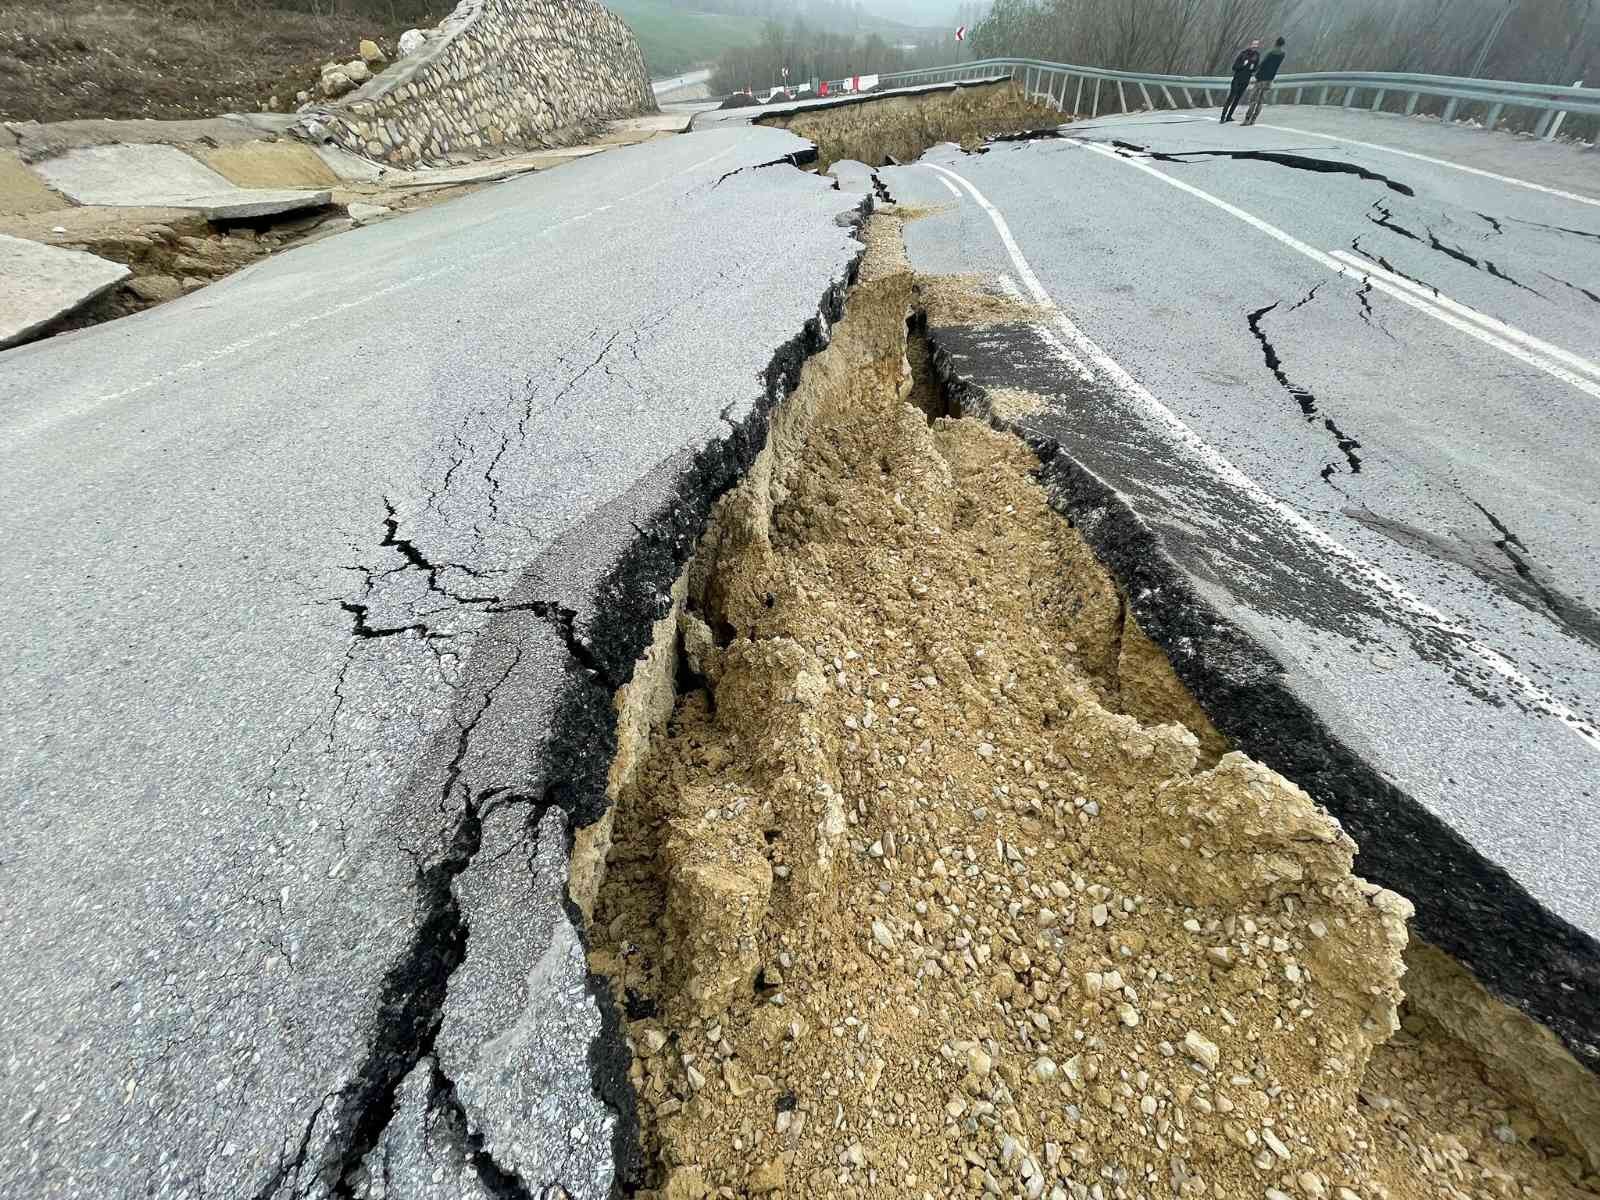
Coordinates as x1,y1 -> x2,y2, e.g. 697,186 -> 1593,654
575,213 -> 1597,1200
719,92 -> 760,110
757,80 -> 1066,173
584,212 -> 1600,1200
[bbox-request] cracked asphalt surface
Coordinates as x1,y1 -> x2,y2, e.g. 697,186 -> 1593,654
883,108 -> 1600,1066
0,124 -> 863,1198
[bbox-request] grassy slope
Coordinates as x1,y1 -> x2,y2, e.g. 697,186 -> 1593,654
606,0 -> 767,77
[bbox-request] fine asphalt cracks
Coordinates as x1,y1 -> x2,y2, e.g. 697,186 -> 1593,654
880,107 -> 1600,1070
0,124 -> 865,1199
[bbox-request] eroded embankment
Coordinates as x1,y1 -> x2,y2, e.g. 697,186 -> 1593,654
757,81 -> 1065,173
577,214 -> 1600,1200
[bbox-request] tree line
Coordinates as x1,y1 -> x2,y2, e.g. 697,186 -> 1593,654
709,14 -> 979,93
964,0 -> 1598,87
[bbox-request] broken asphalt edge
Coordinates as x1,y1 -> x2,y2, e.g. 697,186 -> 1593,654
267,190 -> 872,1199
539,199 -> 866,1196
928,335 -> 1600,1079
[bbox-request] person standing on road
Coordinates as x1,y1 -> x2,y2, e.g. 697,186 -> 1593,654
1242,36 -> 1287,126
1221,39 -> 1261,123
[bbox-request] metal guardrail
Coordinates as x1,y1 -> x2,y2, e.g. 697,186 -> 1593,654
855,57 -> 1599,139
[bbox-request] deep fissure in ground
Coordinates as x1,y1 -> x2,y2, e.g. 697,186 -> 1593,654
575,214 -> 1600,1199
297,121 -> 1600,1194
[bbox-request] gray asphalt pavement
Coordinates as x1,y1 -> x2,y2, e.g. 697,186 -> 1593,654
0,124 -> 864,1198
883,107 -> 1600,1066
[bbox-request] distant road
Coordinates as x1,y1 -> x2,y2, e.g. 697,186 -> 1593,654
882,105 -> 1600,1069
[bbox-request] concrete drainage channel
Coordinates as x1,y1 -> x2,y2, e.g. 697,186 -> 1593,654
569,211 -> 1600,1200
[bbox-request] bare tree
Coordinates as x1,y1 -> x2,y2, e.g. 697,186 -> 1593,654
1198,0 -> 1280,72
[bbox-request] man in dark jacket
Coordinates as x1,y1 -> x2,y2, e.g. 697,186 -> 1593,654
1221,39 -> 1260,122
1242,36 -> 1287,125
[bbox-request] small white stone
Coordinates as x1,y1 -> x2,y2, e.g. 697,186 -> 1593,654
1182,1030 -> 1220,1071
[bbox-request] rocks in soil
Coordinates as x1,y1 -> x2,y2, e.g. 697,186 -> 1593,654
127,274 -> 181,302
347,202 -> 391,225
586,213 -> 1598,1200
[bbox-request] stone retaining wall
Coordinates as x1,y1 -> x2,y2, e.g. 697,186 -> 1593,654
294,0 -> 655,167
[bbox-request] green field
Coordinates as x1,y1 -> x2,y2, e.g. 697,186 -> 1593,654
606,0 -> 767,77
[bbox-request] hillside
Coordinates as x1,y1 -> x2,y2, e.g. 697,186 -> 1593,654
0,0 -> 443,124
605,0 -> 768,77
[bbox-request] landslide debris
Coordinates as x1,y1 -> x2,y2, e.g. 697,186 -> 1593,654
583,213 -> 1600,1200
757,81 -> 1065,173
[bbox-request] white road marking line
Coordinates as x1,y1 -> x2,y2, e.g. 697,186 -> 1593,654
934,175 -> 964,199
1259,122 -> 1600,209
6,143 -> 744,442
1327,249 -> 1600,384
922,162 -> 1097,382
919,158 -> 1600,750
1068,139 -> 1600,402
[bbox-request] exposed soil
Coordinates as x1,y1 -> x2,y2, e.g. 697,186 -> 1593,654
758,81 -> 1067,173
0,0 -> 443,124
583,213 -> 1600,1200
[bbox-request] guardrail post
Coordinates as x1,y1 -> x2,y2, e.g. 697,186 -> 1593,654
1485,101 -> 1503,129
1534,108 -> 1556,137
1074,74 -> 1085,115
1371,88 -> 1386,111
1180,86 -> 1194,107
1092,78 -> 1102,116
1405,91 -> 1420,115
1442,97 -> 1459,122
1137,81 -> 1152,109
1117,80 -> 1128,112
1320,85 -> 1331,105
1342,86 -> 1356,108
1546,80 -> 1583,140
1160,84 -> 1177,108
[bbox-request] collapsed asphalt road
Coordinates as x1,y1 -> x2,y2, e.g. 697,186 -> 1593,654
880,111 -> 1600,1074
0,125 -> 865,1199
4,86 -> 1600,1200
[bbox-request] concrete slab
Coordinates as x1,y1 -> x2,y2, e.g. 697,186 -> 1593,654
6,114 -> 295,164
314,143 -> 390,184
347,202 -> 391,225
30,144 -> 331,219
608,110 -> 698,134
0,234 -> 129,349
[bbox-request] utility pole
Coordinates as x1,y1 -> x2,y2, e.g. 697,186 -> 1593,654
1470,1 -> 1515,78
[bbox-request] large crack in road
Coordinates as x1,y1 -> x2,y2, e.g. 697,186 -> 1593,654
224,96 -> 1600,1200
565,211 -> 1600,1197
